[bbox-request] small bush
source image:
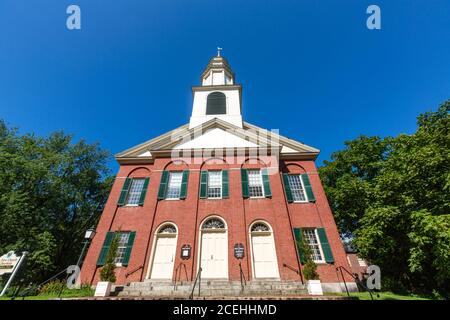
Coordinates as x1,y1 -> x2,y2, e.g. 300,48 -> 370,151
38,280 -> 66,295
37,280 -> 94,297
299,236 -> 319,281
100,234 -> 119,282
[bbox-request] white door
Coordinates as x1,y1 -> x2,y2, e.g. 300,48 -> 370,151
200,231 -> 228,278
150,236 -> 177,279
251,233 -> 280,278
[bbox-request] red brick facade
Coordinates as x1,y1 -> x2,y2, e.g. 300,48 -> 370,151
80,54 -> 355,291
80,156 -> 354,286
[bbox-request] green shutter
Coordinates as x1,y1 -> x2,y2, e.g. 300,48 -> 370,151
199,171 -> 208,199
180,170 -> 189,199
138,178 -> 150,206
96,232 -> 115,266
157,171 -> 169,200
117,178 -> 132,206
222,170 -> 229,198
241,169 -> 249,198
317,228 -> 334,263
262,168 -> 272,198
122,231 -> 136,266
293,228 -> 305,264
301,174 -> 316,202
282,173 -> 293,203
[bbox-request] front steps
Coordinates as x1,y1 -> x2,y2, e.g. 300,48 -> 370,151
116,279 -> 307,299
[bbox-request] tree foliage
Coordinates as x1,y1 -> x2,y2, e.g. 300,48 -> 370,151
300,238 -> 319,281
0,120 -> 113,284
99,235 -> 119,283
319,101 -> 450,296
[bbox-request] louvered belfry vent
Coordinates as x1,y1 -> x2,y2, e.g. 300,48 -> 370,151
206,92 -> 226,115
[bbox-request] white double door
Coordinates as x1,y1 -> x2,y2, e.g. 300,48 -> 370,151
150,235 -> 177,279
251,233 -> 280,278
200,231 -> 228,279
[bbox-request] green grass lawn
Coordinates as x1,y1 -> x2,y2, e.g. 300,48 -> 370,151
0,286 -> 94,300
327,291 -> 432,300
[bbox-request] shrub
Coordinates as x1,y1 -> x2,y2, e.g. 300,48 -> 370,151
99,234 -> 119,283
38,280 -> 66,295
300,237 -> 320,281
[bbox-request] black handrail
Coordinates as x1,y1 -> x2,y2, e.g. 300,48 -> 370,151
238,262 -> 246,293
336,265 -> 375,300
189,267 -> 202,299
283,263 -> 300,275
126,264 -> 143,278
174,263 -> 181,290
174,263 -> 188,290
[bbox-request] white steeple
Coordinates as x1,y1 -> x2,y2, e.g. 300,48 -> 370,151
189,50 -> 243,129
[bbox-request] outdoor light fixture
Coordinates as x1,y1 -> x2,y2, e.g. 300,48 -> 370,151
84,228 -> 96,240
76,228 -> 96,267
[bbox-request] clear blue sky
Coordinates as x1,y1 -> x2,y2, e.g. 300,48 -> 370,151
1,0 -> 449,172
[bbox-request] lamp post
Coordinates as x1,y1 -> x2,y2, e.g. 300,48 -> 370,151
76,228 -> 96,268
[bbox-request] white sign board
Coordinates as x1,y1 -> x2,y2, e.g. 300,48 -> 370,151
94,281 -> 112,297
0,251 -> 20,275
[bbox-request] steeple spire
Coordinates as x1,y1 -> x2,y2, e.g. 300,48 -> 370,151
200,50 -> 234,86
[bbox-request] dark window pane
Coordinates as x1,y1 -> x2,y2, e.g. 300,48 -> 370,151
206,92 -> 226,115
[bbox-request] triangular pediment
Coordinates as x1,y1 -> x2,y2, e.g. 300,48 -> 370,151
115,118 -> 319,163
174,127 -> 258,149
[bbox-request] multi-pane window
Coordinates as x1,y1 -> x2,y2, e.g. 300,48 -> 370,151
166,172 -> 183,199
125,179 -> 145,205
302,229 -> 324,262
248,169 -> 264,197
288,175 -> 307,202
114,232 -> 130,264
207,171 -> 222,198
358,258 -> 367,267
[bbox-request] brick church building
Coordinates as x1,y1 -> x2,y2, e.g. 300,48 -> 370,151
80,51 -> 355,294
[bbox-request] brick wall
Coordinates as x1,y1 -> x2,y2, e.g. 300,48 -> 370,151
80,156 -> 354,285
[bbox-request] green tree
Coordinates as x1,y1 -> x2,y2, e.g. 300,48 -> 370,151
319,101 -> 450,296
300,238 -> 319,281
0,120 -> 113,284
99,235 -> 119,283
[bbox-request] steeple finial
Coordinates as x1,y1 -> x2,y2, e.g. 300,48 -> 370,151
217,47 -> 222,57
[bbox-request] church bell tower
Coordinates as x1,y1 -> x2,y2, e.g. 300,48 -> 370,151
189,48 -> 243,129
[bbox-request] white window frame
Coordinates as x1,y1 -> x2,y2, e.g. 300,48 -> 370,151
114,232 -> 130,267
165,171 -> 183,200
125,178 -> 145,206
247,169 -> 265,198
303,228 -> 326,264
207,170 -> 222,199
288,174 -> 308,203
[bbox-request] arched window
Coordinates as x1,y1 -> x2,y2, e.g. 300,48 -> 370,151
251,222 -> 270,232
158,224 -> 177,234
206,92 -> 226,115
202,218 -> 225,229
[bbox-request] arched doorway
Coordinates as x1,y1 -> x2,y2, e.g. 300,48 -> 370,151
148,223 -> 178,280
198,217 -> 228,279
249,221 -> 280,279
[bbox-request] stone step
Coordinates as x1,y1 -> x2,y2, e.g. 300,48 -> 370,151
117,280 -> 307,298
119,289 -> 308,298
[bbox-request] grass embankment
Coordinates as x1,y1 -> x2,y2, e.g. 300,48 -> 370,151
327,291 -> 432,300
